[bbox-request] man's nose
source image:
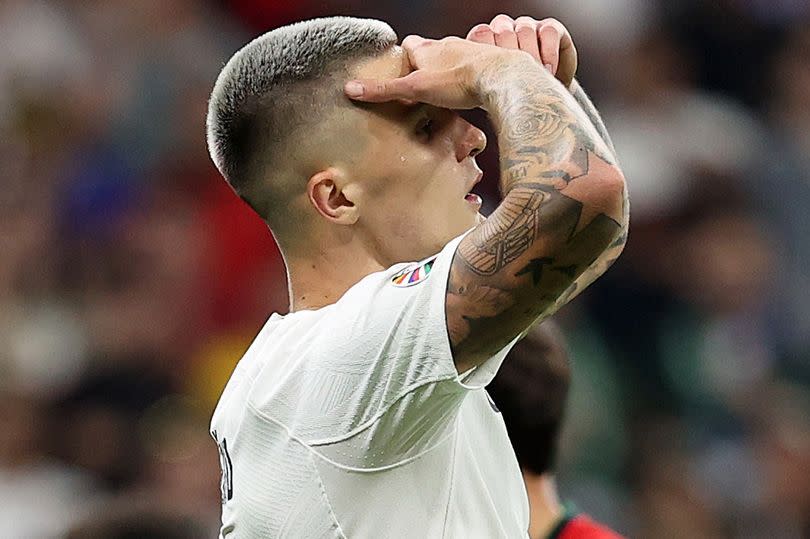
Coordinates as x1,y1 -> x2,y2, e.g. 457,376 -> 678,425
455,120 -> 487,162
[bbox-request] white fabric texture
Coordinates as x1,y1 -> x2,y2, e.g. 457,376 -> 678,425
210,232 -> 529,538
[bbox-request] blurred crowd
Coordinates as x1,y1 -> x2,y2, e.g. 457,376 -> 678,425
0,0 -> 808,537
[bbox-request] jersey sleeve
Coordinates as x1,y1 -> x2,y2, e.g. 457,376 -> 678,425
264,230 -> 517,468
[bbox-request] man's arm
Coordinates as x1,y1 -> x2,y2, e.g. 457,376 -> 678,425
344,34 -> 627,373
569,80 -> 617,156
447,59 -> 626,371
463,16 -> 629,325
538,80 -> 629,314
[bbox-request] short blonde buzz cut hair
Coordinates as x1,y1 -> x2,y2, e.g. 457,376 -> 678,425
206,17 -> 397,215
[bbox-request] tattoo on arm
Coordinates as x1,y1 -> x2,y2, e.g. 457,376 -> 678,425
570,80 -> 617,157
543,81 -> 629,312
448,63 -> 628,368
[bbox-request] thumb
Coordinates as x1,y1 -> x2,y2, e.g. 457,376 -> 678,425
344,71 -> 430,103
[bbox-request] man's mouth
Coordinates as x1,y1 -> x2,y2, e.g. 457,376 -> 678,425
464,192 -> 483,209
464,171 -> 483,209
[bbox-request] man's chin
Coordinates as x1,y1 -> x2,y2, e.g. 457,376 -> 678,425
463,212 -> 484,230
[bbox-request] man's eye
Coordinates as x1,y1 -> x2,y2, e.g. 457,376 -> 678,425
416,118 -> 434,138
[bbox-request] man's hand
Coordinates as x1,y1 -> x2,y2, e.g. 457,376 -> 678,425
344,35 -> 532,110
466,15 -> 577,88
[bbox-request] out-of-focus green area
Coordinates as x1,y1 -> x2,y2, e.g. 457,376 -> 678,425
0,1 -> 807,537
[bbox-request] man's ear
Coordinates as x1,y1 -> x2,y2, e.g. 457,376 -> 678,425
307,167 -> 359,225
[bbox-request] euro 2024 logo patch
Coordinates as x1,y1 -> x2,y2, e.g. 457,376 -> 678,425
391,256 -> 437,287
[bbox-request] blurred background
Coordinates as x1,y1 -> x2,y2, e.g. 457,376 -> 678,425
1,0 -> 808,537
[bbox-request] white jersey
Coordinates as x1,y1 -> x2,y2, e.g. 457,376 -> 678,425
210,232 -> 529,538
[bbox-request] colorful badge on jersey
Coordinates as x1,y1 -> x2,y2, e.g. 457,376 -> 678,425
391,256 -> 437,287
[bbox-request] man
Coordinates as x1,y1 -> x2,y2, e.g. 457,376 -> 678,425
207,13 -> 627,538
487,322 -> 625,539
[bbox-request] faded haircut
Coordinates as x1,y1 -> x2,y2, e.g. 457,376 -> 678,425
206,17 -> 397,214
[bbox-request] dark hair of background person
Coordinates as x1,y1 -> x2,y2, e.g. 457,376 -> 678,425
486,322 -> 571,475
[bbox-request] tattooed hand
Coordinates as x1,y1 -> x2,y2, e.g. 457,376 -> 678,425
467,15 -> 578,88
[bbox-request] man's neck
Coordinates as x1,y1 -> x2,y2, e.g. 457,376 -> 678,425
285,239 -> 386,312
524,471 -> 564,539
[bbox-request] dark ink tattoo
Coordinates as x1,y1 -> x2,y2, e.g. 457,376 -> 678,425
514,257 -> 554,285
446,64 -> 628,368
571,81 -> 617,157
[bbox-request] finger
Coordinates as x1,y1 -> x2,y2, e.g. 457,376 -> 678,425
558,25 -> 575,57
538,22 -> 561,74
344,77 -> 413,103
401,34 -> 436,72
489,14 -> 518,49
466,23 -> 495,45
401,34 -> 426,52
514,17 -> 541,62
345,71 -> 446,104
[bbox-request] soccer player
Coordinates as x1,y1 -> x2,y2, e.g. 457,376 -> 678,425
487,322 -> 625,539
206,13 -> 627,538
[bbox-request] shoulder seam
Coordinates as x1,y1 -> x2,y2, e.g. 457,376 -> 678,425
307,374 -> 460,445
245,398 -> 459,473
246,373 -> 460,447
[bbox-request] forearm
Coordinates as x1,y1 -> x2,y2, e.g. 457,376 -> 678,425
480,60 -> 618,197
568,79 -> 617,157
457,60 -> 625,315
543,81 -> 628,312
449,57 -> 627,364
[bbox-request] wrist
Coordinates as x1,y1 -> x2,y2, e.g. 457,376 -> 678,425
475,51 -> 544,112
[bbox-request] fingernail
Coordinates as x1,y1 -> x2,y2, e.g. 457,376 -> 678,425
544,63 -> 553,73
345,81 -> 364,97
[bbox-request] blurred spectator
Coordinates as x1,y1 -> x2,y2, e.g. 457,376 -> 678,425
753,22 -> 810,364
603,26 -> 764,220
0,391 -> 99,537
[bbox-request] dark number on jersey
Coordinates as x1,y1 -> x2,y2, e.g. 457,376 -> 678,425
212,431 -> 233,503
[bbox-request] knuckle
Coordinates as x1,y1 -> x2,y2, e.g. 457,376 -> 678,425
402,34 -> 424,49
550,20 -> 568,35
539,24 -> 560,39
490,13 -> 515,29
539,22 -> 558,33
494,26 -> 515,36
471,24 -> 492,35
491,13 -> 514,22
